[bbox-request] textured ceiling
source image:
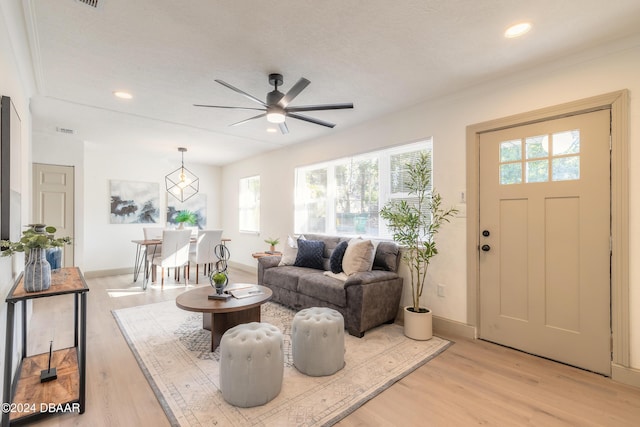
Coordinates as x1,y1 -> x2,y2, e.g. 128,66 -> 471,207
22,0 -> 640,165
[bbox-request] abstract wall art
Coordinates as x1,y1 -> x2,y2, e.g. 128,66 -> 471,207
110,180 -> 160,224
167,193 -> 206,229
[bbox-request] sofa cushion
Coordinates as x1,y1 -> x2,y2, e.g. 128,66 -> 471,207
294,239 -> 325,270
297,274 -> 347,307
279,235 -> 304,266
303,234 -> 342,259
263,265 -> 315,292
342,239 -> 375,275
373,241 -> 400,272
329,240 -> 348,273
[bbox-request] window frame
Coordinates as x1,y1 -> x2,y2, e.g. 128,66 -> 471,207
238,175 -> 260,233
294,139 -> 433,238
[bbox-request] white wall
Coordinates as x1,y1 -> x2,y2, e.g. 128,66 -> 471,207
78,141 -> 223,273
222,40 -> 640,368
0,0 -> 35,401
32,132 -> 224,274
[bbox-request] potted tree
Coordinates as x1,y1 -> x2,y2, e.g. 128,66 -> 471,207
1,224 -> 72,292
379,152 -> 457,340
174,210 -> 197,229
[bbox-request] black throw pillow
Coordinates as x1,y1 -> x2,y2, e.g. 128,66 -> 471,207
294,239 -> 325,270
329,240 -> 348,273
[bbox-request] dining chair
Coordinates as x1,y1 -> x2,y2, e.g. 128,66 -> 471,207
142,227 -> 165,279
149,229 -> 192,288
188,229 -> 223,284
143,227 -> 164,241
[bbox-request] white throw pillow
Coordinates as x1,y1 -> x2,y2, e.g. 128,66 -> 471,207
278,235 -> 305,266
341,238 -> 375,275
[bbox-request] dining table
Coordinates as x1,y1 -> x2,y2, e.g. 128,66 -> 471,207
131,237 -> 230,288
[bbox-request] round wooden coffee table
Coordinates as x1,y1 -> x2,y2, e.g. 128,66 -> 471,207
175,285 -> 272,351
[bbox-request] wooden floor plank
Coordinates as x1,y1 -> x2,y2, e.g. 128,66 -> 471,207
18,268 -> 640,426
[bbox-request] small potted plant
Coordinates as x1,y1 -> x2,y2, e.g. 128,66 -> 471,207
380,152 -> 457,340
174,210 -> 197,229
264,237 -> 280,253
210,270 -> 228,295
1,224 -> 72,292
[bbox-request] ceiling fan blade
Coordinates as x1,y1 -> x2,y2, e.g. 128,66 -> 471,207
286,103 -> 354,112
277,77 -> 310,108
279,122 -> 289,135
193,104 -> 265,111
229,113 -> 266,127
288,113 -> 336,128
215,79 -> 267,107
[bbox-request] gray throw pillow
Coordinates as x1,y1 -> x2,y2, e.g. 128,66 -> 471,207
294,239 -> 325,270
373,241 -> 400,272
329,240 -> 348,273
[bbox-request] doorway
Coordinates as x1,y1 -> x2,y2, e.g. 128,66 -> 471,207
466,90 -> 630,377
32,163 -> 74,267
478,109 -> 610,375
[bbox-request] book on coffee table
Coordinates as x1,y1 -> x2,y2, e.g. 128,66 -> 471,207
225,284 -> 264,299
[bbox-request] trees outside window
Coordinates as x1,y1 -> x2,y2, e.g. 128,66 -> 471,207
294,139 -> 432,238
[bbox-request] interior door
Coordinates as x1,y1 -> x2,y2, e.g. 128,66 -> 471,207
32,163 -> 74,267
479,109 -> 611,375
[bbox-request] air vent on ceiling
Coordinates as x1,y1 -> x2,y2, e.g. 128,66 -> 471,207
56,127 -> 75,135
75,0 -> 102,9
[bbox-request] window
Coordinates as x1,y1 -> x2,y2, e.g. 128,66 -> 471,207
239,175 -> 260,233
295,140 -> 432,237
500,129 -> 580,185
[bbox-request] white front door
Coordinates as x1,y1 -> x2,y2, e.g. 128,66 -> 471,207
479,109 -> 611,375
32,163 -> 74,267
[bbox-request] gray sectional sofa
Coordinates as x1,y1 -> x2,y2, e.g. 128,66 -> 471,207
257,234 -> 403,337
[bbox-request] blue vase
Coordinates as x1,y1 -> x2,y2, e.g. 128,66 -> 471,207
46,247 -> 62,270
24,248 -> 52,292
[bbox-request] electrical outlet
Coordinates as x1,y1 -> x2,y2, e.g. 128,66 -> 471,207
437,284 -> 446,297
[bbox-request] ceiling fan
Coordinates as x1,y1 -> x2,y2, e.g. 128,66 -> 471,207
194,73 -> 354,134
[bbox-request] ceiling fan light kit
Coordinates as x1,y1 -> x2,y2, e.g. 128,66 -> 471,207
266,106 -> 286,124
195,73 -> 353,134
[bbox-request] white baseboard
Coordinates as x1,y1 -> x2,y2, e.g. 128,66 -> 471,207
612,363 -> 640,388
433,315 -> 477,339
84,267 -> 133,278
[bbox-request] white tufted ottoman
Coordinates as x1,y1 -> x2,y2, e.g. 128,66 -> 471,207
292,307 -> 345,376
219,322 -> 284,407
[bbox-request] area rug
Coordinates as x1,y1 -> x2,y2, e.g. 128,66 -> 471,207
113,299 -> 451,426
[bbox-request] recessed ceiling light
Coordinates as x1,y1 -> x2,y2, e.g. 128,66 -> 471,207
113,91 -> 133,99
505,22 -> 532,38
266,128 -> 277,133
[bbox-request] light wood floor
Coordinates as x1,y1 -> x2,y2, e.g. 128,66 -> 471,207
21,267 -> 640,426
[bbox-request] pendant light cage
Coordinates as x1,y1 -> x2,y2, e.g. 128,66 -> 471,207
166,147 -> 199,202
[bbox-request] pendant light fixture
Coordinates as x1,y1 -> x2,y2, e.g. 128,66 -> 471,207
165,147 -> 199,202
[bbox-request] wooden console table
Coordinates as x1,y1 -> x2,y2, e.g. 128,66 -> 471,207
2,267 -> 89,426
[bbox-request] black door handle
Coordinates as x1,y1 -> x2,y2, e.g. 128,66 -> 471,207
481,244 -> 491,252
